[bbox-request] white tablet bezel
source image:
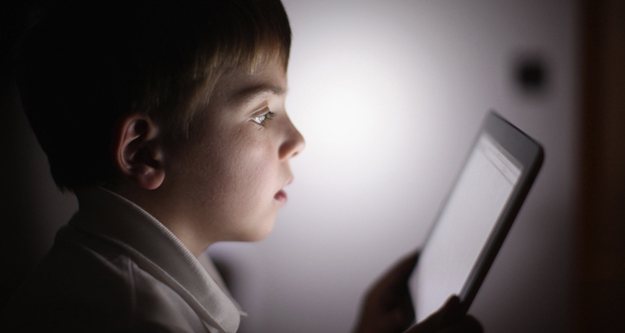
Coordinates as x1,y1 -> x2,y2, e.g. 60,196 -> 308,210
410,111 -> 544,323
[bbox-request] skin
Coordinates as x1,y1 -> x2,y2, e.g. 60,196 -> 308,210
112,58 -> 305,257
354,252 -> 483,333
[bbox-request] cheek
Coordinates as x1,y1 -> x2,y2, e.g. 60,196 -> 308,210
197,131 -> 278,208
224,138 -> 276,200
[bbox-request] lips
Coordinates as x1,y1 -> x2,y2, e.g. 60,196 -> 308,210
274,177 -> 293,204
274,189 -> 287,203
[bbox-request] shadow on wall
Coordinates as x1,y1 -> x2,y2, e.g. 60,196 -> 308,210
0,0 -> 78,309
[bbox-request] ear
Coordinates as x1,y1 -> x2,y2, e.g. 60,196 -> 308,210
112,114 -> 165,190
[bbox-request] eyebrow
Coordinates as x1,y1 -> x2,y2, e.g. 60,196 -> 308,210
228,84 -> 287,106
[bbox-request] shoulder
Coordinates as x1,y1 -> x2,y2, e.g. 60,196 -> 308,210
1,226 -> 206,332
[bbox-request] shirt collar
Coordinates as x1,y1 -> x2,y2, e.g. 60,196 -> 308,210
70,186 -> 244,333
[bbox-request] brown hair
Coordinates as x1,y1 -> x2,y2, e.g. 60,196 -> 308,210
16,0 -> 291,191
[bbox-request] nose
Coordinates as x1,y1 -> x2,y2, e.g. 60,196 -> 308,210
279,115 -> 305,161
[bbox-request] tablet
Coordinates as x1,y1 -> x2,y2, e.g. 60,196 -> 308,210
409,111 -> 543,323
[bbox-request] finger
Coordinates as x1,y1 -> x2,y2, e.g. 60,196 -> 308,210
440,316 -> 483,333
367,251 -> 420,301
408,296 -> 461,333
383,251 -> 421,283
390,306 -> 416,329
376,253 -> 419,309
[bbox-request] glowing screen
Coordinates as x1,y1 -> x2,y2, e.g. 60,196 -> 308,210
412,133 -> 522,322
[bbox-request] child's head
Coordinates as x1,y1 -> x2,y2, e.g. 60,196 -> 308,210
18,0 -> 305,251
16,0 -> 293,192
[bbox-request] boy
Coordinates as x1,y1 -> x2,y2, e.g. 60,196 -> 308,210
2,0 -> 481,332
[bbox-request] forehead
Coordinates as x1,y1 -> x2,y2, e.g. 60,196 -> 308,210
216,60 -> 288,106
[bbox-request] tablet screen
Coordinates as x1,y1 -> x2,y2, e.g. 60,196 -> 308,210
411,132 -> 523,322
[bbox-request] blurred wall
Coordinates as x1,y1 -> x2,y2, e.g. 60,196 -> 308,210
0,0 -> 79,309
2,1 -> 580,332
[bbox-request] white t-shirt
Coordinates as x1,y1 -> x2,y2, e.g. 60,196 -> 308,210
1,187 -> 245,332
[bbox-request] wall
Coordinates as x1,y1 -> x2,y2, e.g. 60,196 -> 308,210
0,0 -> 79,309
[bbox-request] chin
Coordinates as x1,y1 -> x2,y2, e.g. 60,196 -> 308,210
243,217 -> 277,242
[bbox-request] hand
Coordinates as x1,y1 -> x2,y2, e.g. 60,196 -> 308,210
353,252 -> 420,333
405,296 -> 482,333
352,251 -> 483,333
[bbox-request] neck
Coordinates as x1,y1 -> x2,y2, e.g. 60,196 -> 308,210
109,183 -> 210,257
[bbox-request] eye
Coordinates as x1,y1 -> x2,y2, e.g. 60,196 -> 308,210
252,111 -> 275,126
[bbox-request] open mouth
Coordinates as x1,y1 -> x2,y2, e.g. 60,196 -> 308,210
274,177 -> 293,204
274,189 -> 287,203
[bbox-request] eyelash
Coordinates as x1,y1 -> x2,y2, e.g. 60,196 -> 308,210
252,110 -> 275,126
